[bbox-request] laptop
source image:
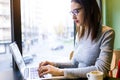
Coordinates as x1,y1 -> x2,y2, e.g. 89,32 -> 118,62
9,42 -> 65,80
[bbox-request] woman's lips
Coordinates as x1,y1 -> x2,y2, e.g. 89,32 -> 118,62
75,20 -> 79,23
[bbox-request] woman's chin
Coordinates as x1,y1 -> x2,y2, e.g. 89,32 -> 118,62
76,23 -> 81,27
76,24 -> 81,28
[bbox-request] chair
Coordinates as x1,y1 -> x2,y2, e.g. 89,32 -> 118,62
116,60 -> 120,78
109,49 -> 120,78
69,51 -> 74,60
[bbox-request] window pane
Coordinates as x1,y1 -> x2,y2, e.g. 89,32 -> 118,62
21,0 -> 74,65
0,0 -> 12,71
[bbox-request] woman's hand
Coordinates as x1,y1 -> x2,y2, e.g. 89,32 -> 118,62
38,65 -> 64,77
39,61 -> 55,67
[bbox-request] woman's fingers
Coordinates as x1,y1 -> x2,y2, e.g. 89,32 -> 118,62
38,65 -> 63,77
40,70 -> 49,77
39,61 -> 45,67
38,66 -> 49,77
39,61 -> 55,71
39,61 -> 49,68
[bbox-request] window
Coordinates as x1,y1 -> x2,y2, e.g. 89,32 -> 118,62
0,0 -> 12,71
21,0 -> 74,65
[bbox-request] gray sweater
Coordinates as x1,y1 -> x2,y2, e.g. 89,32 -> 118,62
55,26 -> 115,78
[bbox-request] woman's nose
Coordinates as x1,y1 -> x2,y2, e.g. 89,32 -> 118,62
72,15 -> 77,19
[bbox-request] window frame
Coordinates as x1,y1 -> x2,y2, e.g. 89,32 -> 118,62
10,0 -> 22,79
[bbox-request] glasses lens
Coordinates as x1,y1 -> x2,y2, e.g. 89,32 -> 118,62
70,8 -> 82,16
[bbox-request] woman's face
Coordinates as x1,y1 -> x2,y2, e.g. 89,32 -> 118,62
71,2 -> 84,27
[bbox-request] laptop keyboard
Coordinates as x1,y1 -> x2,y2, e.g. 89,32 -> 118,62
30,67 -> 39,79
24,67 -> 52,79
24,67 -> 39,79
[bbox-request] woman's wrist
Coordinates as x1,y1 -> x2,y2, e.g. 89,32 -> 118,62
59,69 -> 64,76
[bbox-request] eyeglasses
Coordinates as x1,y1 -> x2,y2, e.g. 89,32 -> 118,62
70,7 -> 82,16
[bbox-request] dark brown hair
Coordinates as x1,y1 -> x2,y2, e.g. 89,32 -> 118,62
71,0 -> 102,41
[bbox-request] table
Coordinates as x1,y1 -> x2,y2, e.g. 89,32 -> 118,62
59,77 -> 119,80
1,69 -> 119,80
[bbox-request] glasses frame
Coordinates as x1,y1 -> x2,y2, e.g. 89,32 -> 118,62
70,7 -> 82,16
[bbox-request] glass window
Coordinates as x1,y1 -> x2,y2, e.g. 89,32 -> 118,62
0,0 -> 12,71
21,0 -> 74,65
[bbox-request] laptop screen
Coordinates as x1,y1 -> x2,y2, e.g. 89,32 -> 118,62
9,42 -> 26,73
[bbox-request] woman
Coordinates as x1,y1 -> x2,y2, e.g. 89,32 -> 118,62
38,0 -> 115,78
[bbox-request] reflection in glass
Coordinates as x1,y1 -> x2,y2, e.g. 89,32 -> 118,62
21,0 -> 74,65
0,0 -> 12,71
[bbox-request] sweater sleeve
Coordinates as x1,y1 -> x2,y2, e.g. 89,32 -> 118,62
54,60 -> 77,68
63,29 -> 115,78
